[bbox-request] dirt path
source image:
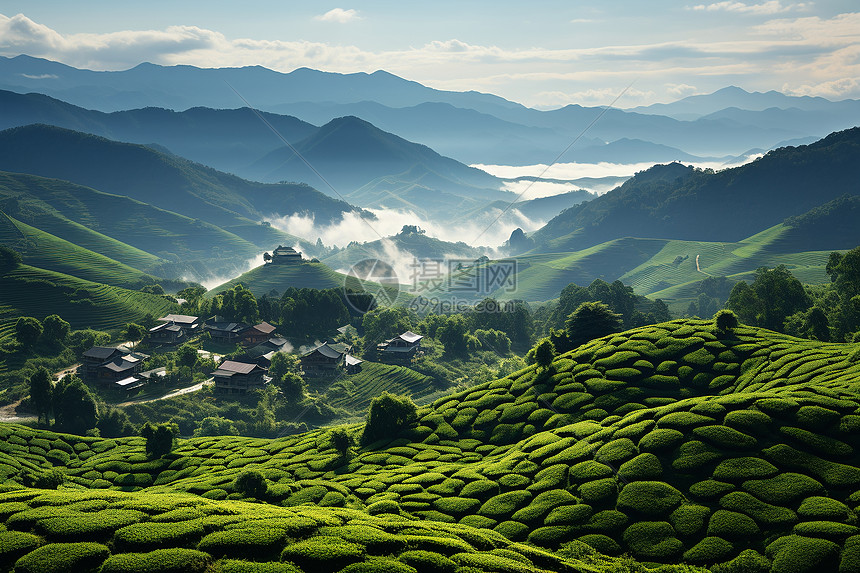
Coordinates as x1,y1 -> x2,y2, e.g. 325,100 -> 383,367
695,254 -> 711,276
115,379 -> 212,407
0,399 -> 36,423
55,363 -> 80,380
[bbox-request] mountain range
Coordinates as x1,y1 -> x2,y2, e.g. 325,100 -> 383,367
3,56 -> 859,164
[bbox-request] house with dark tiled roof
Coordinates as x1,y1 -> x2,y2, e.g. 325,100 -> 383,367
156,314 -> 202,336
212,360 -> 268,394
242,321 -> 277,345
81,346 -> 149,388
301,342 -> 363,374
204,317 -> 248,343
148,321 -> 185,345
376,331 -> 423,363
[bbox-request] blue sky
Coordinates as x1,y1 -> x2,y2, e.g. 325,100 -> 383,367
1,1 -> 858,107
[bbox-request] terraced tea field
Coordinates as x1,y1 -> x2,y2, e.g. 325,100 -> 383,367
320,362 -> 437,412
2,319 -> 860,572
0,265 -> 177,333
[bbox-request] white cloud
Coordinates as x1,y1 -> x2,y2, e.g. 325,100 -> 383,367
569,18 -> 595,24
1,10 -> 858,107
314,8 -> 360,23
783,77 -> 860,98
690,2 -> 809,15
666,83 -> 699,96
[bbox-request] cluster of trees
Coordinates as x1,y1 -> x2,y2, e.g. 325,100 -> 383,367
539,279 -> 670,335
28,368 -> 100,434
727,249 -> 860,342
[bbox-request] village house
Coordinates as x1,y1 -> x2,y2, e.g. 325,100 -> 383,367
264,245 -> 303,264
377,331 -> 423,363
147,321 -> 185,345
242,321 -> 277,345
212,360 -> 268,394
156,314 -> 202,336
81,346 -> 149,389
301,342 -> 362,374
241,337 -> 291,367
204,317 -> 248,343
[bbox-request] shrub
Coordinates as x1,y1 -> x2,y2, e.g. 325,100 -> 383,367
319,525 -> 406,554
684,536 -> 735,564
714,310 -> 739,332
99,549 -> 211,573
622,521 -> 683,560
741,473 -> 825,505
37,509 -> 145,539
362,393 -> 418,444
578,534 -> 621,555
511,490 -> 576,524
797,497 -> 852,521
569,461 -> 614,483
198,527 -> 290,558
477,491 -> 533,519
584,510 -> 628,533
723,410 -> 771,433
766,534 -> 840,573
638,429 -> 684,452
113,520 -> 205,551
594,438 -> 637,464
720,491 -> 798,526
12,542 -> 109,573
493,521 -> 529,541
526,526 -> 574,548
397,551 -> 457,573
367,500 -> 399,515
712,457 -> 778,481
578,478 -> 618,504
233,470 -> 268,499
140,422 -> 178,458
669,504 -> 711,536
707,510 -> 759,539
218,561 -> 301,573
617,481 -> 683,517
544,504 -> 593,526
795,406 -> 840,430
693,425 -> 757,449
338,557 -> 417,573
840,535 -> 860,573
618,453 -> 663,480
0,531 -> 42,569
712,549 -> 770,573
279,535 -> 365,572
793,521 -> 859,539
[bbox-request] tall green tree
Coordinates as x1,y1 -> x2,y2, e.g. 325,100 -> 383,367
15,316 -> 43,348
124,323 -> 147,348
565,301 -> 623,348
29,366 -> 53,424
269,353 -> 305,402
53,376 -> 98,434
42,314 -> 70,345
141,422 -> 179,458
533,338 -> 556,371
726,265 -> 810,332
362,392 -> 417,444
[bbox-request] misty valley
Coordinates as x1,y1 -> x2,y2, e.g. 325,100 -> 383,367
1,54 -> 860,573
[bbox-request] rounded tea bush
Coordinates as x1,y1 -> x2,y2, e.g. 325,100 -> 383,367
99,549 -> 211,573
13,542 -> 110,573
617,481 -> 683,517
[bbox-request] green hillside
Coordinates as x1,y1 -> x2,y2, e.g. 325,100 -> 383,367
0,170 -> 261,269
0,264 -> 178,337
1,215 -> 153,288
530,129 -> 860,253
0,125 -> 363,232
320,362 -> 438,412
3,320 -> 860,571
210,262 -> 347,297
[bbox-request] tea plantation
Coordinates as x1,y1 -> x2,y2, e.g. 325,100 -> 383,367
3,319 -> 860,572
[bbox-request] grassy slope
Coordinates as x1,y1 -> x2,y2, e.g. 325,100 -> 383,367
3,216 -> 153,288
0,264 -> 177,336
496,224 -> 835,306
3,320 -> 860,571
320,362 -> 437,412
209,262 -> 347,297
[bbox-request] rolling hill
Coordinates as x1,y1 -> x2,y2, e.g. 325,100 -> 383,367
2,319 -> 860,571
529,128 -> 860,254
208,262 -> 348,297
0,125 -> 364,234
0,89 -> 318,174
245,116 -> 505,198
